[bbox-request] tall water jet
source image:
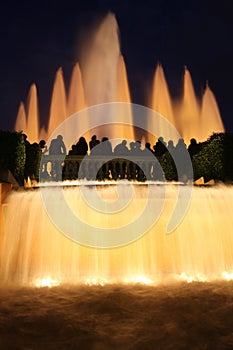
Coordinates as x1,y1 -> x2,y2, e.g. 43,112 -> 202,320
47,67 -> 67,139
117,55 -> 131,103
14,102 -> 27,135
12,13 -> 226,148
116,55 -> 135,140
200,82 -> 225,141
175,67 -> 201,144
151,63 -> 176,142
80,13 -> 119,106
26,84 -> 39,143
67,63 -> 86,116
66,63 -> 90,143
79,13 -> 122,141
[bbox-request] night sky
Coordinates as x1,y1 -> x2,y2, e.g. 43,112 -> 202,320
0,0 -> 232,132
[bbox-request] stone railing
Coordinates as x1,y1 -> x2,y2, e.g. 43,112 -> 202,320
40,155 -> 163,182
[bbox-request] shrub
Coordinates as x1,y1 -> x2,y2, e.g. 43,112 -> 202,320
193,132 -> 233,182
0,130 -> 26,184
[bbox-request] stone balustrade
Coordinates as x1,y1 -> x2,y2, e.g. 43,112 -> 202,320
40,155 -> 163,182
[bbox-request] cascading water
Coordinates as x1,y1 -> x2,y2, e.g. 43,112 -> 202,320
1,184 -> 233,285
3,12 -> 233,350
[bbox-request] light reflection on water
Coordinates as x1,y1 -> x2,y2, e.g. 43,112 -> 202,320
0,281 -> 233,349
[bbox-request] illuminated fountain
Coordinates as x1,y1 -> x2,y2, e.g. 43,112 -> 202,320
15,102 -> 27,136
14,62 -> 225,146
15,84 -> 40,143
14,14 -> 224,145
151,63 -> 176,142
67,62 -> 86,116
47,68 -> 67,139
200,82 -> 225,141
78,12 -> 134,142
1,184 -> 233,286
3,12 -> 232,288
173,67 -> 201,144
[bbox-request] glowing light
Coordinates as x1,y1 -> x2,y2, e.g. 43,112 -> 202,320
222,271 -> 233,281
176,273 -> 207,283
34,277 -> 60,288
85,278 -> 108,286
124,276 -> 153,285
2,186 -> 233,286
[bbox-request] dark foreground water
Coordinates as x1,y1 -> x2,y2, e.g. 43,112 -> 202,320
0,282 -> 233,350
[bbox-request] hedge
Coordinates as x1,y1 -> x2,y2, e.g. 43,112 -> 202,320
0,130 -> 26,184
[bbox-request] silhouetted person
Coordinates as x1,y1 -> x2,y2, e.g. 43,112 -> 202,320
167,140 -> 175,155
129,141 -> 144,181
90,136 -> 102,156
143,142 -> 154,156
39,139 -> 48,154
98,137 -> 112,156
141,142 -> 154,180
114,140 -> 129,156
188,138 -> 202,158
113,140 -> 128,179
49,135 -> 66,155
174,138 -> 189,182
89,135 -> 100,152
68,144 -> 76,155
94,138 -> 112,180
48,135 -> 66,180
130,141 -> 142,156
75,136 -> 88,156
153,137 -> 167,157
39,140 -> 50,180
175,138 -> 187,152
129,141 -> 136,154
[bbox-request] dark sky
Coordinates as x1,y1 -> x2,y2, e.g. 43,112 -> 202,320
0,0 -> 233,132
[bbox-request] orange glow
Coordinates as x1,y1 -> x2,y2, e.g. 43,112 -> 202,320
67,63 -> 86,116
117,55 -> 131,103
222,271 -> 233,281
34,277 -> 60,288
15,102 -> 27,134
151,63 -> 176,141
123,276 -> 153,285
200,84 -> 225,141
47,67 -> 67,138
174,67 -> 201,144
26,84 -> 40,143
1,185 -> 233,286
176,273 -> 207,283
14,15 -> 224,145
116,54 -> 135,140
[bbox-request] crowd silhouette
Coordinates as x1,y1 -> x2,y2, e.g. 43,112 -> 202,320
39,133 -> 202,182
